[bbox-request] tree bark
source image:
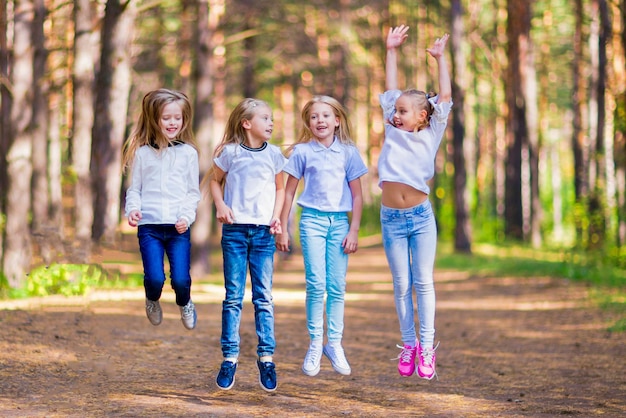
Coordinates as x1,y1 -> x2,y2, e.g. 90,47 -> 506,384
4,0 -> 34,288
91,0 -> 135,245
72,0 -> 96,259
450,0 -> 471,253
504,0 -> 531,241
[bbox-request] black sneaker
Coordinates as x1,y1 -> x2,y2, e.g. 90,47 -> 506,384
216,361 -> 237,390
257,360 -> 277,392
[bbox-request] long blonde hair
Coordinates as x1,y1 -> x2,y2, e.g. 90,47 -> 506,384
288,95 -> 354,154
201,98 -> 270,190
122,89 -> 197,172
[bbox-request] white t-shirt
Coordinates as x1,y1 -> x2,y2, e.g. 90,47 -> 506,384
213,142 -> 287,225
283,138 -> 368,212
125,142 -> 200,225
377,89 -> 453,194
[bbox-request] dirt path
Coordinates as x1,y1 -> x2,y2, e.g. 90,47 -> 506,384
0,244 -> 625,417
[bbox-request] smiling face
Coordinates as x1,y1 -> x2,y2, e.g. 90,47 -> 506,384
392,94 -> 428,132
159,101 -> 184,140
307,102 -> 339,143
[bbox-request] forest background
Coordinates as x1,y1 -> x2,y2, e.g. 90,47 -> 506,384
1,0 -> 626,301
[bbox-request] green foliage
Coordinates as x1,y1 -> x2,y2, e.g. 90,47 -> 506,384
360,197 -> 381,237
10,264 -> 108,298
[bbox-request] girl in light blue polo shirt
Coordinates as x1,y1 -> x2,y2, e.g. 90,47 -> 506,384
276,95 -> 368,377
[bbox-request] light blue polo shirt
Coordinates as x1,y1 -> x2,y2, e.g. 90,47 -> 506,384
283,138 -> 368,212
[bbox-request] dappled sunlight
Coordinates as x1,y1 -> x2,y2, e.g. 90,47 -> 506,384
438,298 -> 585,311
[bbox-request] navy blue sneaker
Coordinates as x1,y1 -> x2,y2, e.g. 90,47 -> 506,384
216,361 -> 237,390
257,360 -> 277,392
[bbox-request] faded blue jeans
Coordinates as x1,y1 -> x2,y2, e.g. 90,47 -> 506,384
381,200 -> 437,349
221,224 -> 276,359
299,208 -> 349,343
138,224 -> 192,306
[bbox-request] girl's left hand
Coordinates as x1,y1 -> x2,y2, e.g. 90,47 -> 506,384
342,231 -> 359,254
175,219 -> 189,234
426,33 -> 449,58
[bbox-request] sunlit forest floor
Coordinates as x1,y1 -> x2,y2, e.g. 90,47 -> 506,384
0,238 -> 625,417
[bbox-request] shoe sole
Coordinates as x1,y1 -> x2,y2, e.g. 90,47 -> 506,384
259,378 -> 277,393
216,377 -> 235,390
302,364 -> 320,376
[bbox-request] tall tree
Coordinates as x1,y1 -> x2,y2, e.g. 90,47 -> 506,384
504,0 -> 532,240
450,0 -> 471,253
72,0 -> 97,260
190,0 -> 220,277
91,0 -> 135,245
0,0 -> 9,263
4,0 -> 34,288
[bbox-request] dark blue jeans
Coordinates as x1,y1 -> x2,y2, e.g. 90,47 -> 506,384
138,224 -> 192,306
221,224 -> 276,359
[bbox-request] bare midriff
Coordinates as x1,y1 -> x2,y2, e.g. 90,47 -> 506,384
381,181 -> 428,209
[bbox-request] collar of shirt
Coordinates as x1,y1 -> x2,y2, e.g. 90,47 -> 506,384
311,136 -> 341,153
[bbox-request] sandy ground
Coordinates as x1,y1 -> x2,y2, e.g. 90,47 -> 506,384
0,243 -> 625,417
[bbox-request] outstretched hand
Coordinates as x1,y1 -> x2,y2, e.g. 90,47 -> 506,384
426,34 -> 449,59
387,25 -> 409,50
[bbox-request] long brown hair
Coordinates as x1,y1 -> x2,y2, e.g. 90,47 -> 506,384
122,89 -> 197,172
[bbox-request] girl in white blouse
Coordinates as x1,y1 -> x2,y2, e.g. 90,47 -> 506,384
123,89 -> 200,331
378,26 -> 452,381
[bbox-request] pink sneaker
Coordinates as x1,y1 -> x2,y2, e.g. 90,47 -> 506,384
417,342 -> 439,380
396,343 -> 417,377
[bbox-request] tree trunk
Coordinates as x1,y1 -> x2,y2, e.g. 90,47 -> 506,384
91,0 -> 135,245
71,0 -> 96,260
4,0 -> 34,288
504,0 -> 531,241
31,0 -> 56,263
189,0 -> 218,277
450,0 -> 471,253
0,0 -> 10,263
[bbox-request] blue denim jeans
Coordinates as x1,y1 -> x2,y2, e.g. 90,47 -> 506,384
221,224 -> 276,359
381,200 -> 437,348
138,224 -> 192,306
299,208 -> 349,343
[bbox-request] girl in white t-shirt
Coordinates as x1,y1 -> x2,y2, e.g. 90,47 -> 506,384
379,26 -> 452,380
276,95 -> 368,378
205,98 -> 287,393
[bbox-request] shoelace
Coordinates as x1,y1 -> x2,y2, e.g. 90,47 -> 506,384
182,302 -> 194,317
391,344 -> 416,362
146,302 -> 159,313
420,341 -> 440,366
306,346 -> 322,364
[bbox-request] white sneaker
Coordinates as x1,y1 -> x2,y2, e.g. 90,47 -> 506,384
323,342 -> 351,375
145,299 -> 162,326
180,300 -> 197,330
302,340 -> 323,376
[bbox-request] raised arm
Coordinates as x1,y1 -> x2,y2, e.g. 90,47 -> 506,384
385,25 -> 409,91
426,34 -> 451,103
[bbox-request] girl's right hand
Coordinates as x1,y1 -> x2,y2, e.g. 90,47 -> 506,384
275,233 -> 290,253
387,25 -> 409,50
216,204 -> 235,224
128,210 -> 142,227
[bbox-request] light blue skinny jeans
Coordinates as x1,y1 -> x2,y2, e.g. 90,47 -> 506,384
299,208 -> 349,343
381,200 -> 437,349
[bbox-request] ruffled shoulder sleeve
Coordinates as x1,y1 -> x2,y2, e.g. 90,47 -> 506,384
429,96 -> 453,124
379,89 -> 402,123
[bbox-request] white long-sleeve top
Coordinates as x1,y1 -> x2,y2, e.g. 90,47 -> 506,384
124,143 -> 200,226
